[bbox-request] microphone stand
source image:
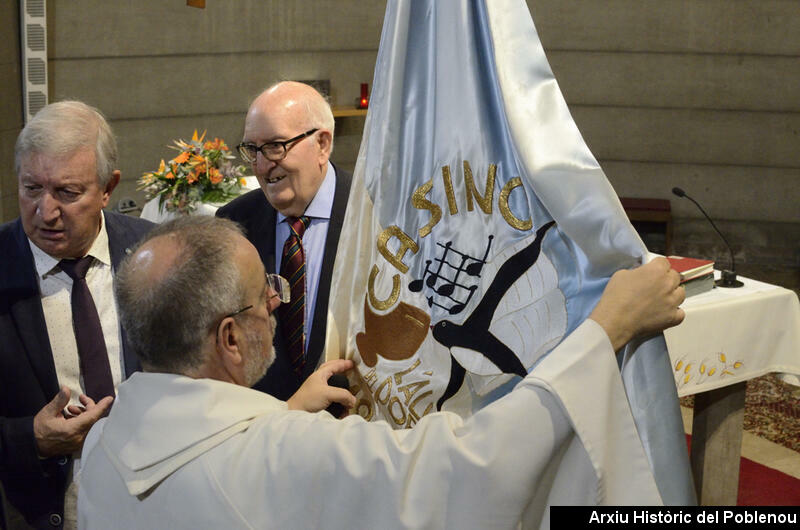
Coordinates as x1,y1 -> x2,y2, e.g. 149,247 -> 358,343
672,187 -> 743,288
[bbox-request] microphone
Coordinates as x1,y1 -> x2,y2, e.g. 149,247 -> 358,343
671,187 -> 743,288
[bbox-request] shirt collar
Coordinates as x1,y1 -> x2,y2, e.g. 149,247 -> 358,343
29,211 -> 112,278
277,162 -> 336,224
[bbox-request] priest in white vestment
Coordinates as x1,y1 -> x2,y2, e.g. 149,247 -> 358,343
78,216 -> 684,529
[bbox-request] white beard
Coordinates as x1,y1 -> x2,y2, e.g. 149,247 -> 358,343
242,317 -> 276,388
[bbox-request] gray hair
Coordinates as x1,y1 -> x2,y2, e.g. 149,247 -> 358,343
14,100 -> 118,186
115,216 -> 248,374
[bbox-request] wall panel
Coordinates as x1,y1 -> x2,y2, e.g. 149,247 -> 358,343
529,0 -> 800,55
603,161 -> 800,223
0,0 -> 22,222
49,0 -> 385,57
548,52 -> 800,112
573,106 -> 800,168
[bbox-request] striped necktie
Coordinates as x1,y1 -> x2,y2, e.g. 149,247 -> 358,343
279,216 -> 311,376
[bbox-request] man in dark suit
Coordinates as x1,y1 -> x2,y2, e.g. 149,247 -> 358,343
217,82 -> 351,401
0,101 -> 153,529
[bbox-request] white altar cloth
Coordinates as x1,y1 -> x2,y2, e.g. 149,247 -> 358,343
664,272 -> 800,396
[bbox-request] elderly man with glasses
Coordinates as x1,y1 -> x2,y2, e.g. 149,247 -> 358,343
217,81 -> 352,402
78,215 -> 685,528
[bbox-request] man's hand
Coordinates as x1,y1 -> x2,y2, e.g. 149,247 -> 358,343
589,257 -> 685,351
33,385 -> 113,458
287,359 -> 357,415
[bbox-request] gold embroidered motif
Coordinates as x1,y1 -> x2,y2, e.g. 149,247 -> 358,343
355,350 -> 437,425
397,379 -> 429,402
464,160 -> 495,214
362,367 -> 379,391
441,165 -> 458,215
393,359 -> 422,384
368,265 -> 400,311
375,375 -> 393,405
377,225 -> 419,274
356,399 -> 374,421
387,396 -> 407,426
499,177 -> 532,231
412,179 -> 442,239
406,390 -> 434,426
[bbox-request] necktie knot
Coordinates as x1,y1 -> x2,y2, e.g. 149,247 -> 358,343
59,256 -> 94,281
287,216 -> 310,239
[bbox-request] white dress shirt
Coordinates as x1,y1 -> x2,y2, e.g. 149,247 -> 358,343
274,162 -> 336,353
29,211 -> 125,407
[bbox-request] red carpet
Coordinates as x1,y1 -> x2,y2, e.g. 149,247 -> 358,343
685,435 -> 800,505
737,455 -> 800,505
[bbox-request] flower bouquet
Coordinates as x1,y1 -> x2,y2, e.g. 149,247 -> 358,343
139,130 -> 247,214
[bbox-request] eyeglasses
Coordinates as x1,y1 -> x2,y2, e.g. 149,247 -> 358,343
223,273 -> 291,319
236,129 -> 318,163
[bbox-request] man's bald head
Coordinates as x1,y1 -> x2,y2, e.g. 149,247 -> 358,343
115,216 -> 248,373
126,234 -> 184,289
249,82 -> 335,142
242,81 -> 335,216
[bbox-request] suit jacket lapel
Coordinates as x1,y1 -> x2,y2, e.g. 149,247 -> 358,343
302,165 -> 352,377
252,205 -> 278,274
104,212 -> 143,378
105,211 -> 140,267
3,220 -> 59,394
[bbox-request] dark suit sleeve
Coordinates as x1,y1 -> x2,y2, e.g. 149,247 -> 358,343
0,222 -> 58,477
0,306 -> 69,526
0,215 -> 149,526
0,416 -> 56,478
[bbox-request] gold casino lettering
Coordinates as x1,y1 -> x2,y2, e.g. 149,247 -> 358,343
370,161 -> 531,308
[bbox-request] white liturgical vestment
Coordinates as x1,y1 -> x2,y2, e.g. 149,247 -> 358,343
78,320 -> 661,530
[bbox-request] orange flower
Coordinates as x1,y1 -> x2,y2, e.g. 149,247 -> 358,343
190,155 -> 207,177
203,138 -> 222,151
164,170 -> 175,180
192,129 -> 207,143
157,159 -> 166,173
208,167 -> 223,184
239,177 -> 247,186
173,151 -> 190,164
187,171 -> 199,184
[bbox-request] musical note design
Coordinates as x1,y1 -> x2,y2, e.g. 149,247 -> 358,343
408,236 -> 493,315
431,221 -> 556,410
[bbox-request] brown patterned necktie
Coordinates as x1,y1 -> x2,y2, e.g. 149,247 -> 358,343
279,216 -> 310,376
58,256 -> 115,401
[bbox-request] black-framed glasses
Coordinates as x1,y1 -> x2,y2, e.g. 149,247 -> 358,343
236,129 -> 318,163
222,273 -> 291,319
